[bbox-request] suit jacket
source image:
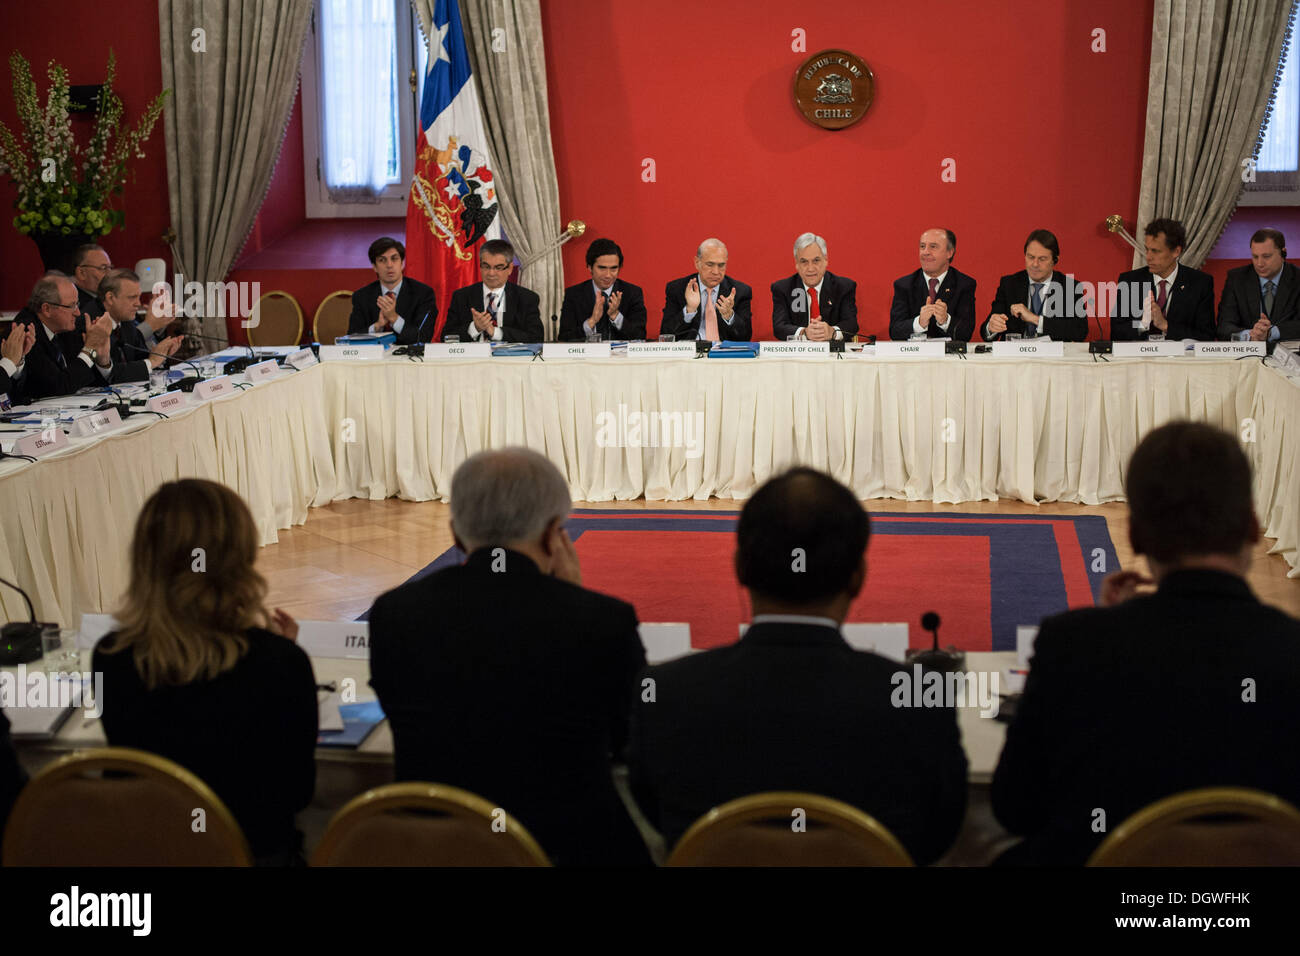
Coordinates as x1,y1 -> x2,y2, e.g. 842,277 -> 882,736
76,285 -> 104,323
106,319 -> 150,384
660,274 -> 753,341
346,277 -> 439,344
980,270 -> 1089,342
770,272 -> 859,340
16,316 -> 101,401
1216,261 -> 1300,341
628,622 -> 968,864
889,267 -> 977,341
368,548 -> 651,866
0,708 -> 25,840
557,279 -> 648,342
992,569 -> 1300,866
1111,265 -> 1216,341
440,282 -> 544,343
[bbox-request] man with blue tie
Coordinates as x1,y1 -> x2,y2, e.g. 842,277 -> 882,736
660,238 -> 753,341
1216,228 -> 1300,342
980,230 -> 1088,341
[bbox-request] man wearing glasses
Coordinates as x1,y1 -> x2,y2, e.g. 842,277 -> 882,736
72,244 -> 112,323
18,274 -> 114,401
441,238 -> 544,342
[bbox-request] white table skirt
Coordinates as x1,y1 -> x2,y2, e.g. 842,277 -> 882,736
3,349 -> 1298,625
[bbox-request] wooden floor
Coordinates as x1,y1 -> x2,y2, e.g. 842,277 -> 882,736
260,497 -> 1300,622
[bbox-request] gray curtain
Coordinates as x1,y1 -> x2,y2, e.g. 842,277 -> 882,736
159,0 -> 313,344
414,0 -> 565,336
1135,0 -> 1296,267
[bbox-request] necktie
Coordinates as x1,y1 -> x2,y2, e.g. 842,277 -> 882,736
487,292 -> 499,332
927,277 -> 939,303
808,286 -> 820,320
1156,279 -> 1168,313
1028,283 -> 1043,337
1264,280 -> 1276,318
55,343 -> 67,370
704,287 -> 719,341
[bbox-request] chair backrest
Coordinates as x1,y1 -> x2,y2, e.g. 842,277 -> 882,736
666,791 -> 913,866
311,782 -> 551,866
312,290 -> 353,345
247,290 -> 303,347
1088,787 -> 1300,866
2,747 -> 252,866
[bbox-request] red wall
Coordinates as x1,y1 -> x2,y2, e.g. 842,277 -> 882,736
542,0 -> 1156,340
0,0 -> 170,309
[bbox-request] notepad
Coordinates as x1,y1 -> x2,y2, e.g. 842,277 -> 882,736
316,699 -> 384,749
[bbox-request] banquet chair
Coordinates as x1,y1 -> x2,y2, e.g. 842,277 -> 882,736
312,290 -> 352,345
246,290 -> 304,347
1087,786 -> 1300,866
311,782 -> 551,866
2,747 -> 252,866
665,791 -> 913,866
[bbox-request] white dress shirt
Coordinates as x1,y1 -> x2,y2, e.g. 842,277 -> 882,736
1140,264 -> 1178,331
469,284 -> 508,341
585,280 -> 624,338
913,269 -> 951,336
792,277 -> 843,340
369,279 -> 407,335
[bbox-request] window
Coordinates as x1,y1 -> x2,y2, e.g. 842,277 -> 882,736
1242,32 -> 1300,204
301,0 -> 426,217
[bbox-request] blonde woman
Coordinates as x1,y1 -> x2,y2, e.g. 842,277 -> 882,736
94,479 -> 317,865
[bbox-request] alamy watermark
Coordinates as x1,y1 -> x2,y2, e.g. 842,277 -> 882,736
0,665 -> 103,718
150,274 -> 262,327
595,404 -> 705,460
890,664 -> 1000,718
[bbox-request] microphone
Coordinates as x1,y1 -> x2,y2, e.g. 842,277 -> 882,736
122,341 -> 206,391
0,574 -> 45,665
905,610 -> 966,672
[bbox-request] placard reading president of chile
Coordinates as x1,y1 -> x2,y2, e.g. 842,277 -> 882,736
793,49 -> 875,130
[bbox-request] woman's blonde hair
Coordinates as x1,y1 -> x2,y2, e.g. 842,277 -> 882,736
103,479 -> 271,689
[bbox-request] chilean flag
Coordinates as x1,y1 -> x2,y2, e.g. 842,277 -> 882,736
405,0 -> 501,341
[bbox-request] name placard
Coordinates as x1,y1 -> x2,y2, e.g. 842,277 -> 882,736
760,342 -> 831,358
990,340 -> 1065,358
1113,341 -> 1185,358
1194,341 -> 1266,358
71,406 -> 125,437
873,340 -> 946,358
424,342 -> 492,359
147,391 -> 186,414
193,375 -> 233,400
245,359 -> 281,382
625,342 -> 698,358
318,345 -> 386,362
286,347 -> 319,370
13,426 -> 68,458
295,620 -> 371,660
542,342 -> 612,359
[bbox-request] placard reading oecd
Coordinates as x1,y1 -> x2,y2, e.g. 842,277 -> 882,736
760,342 -> 831,359
990,340 -> 1064,358
318,345 -> 387,362
872,340 -> 946,358
542,342 -> 612,359
1113,341 -> 1185,358
423,342 -> 491,359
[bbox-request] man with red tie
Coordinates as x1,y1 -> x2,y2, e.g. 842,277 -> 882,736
1111,218 -> 1216,341
887,228 -> 977,341
771,233 -> 859,341
442,238 -> 544,343
347,237 -> 439,344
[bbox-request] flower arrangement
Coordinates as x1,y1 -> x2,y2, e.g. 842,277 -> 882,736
0,50 -> 167,249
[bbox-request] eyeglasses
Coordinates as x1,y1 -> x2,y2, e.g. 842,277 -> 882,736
479,263 -> 512,272
46,301 -> 80,312
79,263 -> 111,273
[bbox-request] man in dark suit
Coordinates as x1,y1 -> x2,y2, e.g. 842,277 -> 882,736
1112,217 -> 1216,341
1217,227 -> 1300,342
628,468 -> 968,864
346,237 -> 439,344
98,269 -> 181,383
71,244 -> 110,322
368,448 -> 649,866
18,275 -> 115,401
981,229 -> 1089,341
771,232 -> 859,341
992,422 -> 1300,865
441,238 -> 544,342
0,320 -> 35,406
557,238 -> 648,341
660,238 -> 753,341
888,228 -> 977,341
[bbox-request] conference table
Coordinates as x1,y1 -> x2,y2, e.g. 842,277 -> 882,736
3,342 -> 1299,629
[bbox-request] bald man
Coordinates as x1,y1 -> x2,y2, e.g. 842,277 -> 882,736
888,228 -> 977,341
660,238 -> 753,341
